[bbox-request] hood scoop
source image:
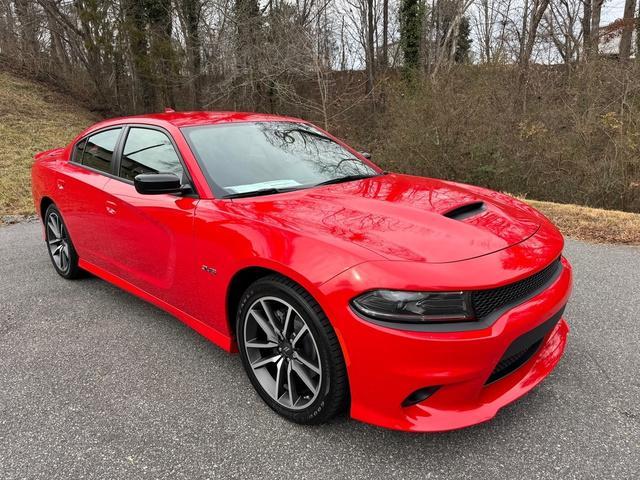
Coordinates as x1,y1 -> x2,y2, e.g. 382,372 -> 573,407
443,201 -> 486,221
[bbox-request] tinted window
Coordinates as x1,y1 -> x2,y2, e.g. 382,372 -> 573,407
81,128 -> 122,174
182,122 -> 377,197
119,128 -> 184,182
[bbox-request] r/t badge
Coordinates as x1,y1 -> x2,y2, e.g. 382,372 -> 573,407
201,265 -> 217,275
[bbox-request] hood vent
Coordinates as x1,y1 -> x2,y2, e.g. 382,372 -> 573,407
443,201 -> 486,221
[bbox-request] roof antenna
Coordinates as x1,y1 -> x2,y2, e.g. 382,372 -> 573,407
164,107 -> 176,113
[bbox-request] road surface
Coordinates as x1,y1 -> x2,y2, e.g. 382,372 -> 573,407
1,221 -> 638,479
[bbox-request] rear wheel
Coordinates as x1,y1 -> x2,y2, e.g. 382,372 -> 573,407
44,204 -> 82,279
236,275 -> 348,424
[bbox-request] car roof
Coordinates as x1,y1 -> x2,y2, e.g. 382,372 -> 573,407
98,111 -> 307,129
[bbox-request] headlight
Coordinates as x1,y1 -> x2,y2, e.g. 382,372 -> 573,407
351,290 -> 474,323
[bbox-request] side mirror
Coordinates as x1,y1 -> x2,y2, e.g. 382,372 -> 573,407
134,173 -> 185,195
359,151 -> 372,160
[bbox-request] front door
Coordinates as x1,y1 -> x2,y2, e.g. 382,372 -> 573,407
100,126 -> 199,313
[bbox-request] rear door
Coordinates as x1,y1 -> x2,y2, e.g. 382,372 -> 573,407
56,127 -> 124,268
99,125 -> 199,313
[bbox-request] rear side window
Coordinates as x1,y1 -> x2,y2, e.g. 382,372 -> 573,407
119,127 -> 184,181
80,128 -> 122,174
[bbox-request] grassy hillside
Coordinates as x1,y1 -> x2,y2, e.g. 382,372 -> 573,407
0,71 -> 98,217
525,199 -> 640,245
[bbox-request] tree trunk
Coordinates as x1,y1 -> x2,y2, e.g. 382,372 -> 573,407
482,0 -> 491,63
619,0 -> 636,60
14,0 -> 39,61
449,16 -> 460,64
235,0 -> 261,110
636,2 -> 640,60
147,0 -> 176,110
44,7 -> 69,73
591,0 -> 604,55
123,0 -> 154,113
582,0 -> 592,58
366,0 -> 375,96
518,0 -> 551,112
382,0 -> 388,69
519,0 -> 529,64
180,0 -> 202,108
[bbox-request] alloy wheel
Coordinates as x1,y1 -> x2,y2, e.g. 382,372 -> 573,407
46,211 -> 71,273
243,296 -> 322,410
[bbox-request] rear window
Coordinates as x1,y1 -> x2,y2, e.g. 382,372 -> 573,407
80,128 -> 122,174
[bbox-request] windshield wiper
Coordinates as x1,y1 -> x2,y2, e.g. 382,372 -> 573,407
281,127 -> 332,141
314,173 -> 382,187
222,187 -> 299,199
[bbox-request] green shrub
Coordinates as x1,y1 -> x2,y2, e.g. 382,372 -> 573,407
366,62 -> 640,213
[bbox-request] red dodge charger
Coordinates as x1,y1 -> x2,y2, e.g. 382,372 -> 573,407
31,111 -> 572,432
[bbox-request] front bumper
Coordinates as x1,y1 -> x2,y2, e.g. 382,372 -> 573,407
319,256 -> 572,432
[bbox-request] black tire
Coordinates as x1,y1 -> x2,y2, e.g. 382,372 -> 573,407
236,274 -> 348,424
44,204 -> 83,279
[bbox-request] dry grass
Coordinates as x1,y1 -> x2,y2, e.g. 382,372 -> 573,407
525,199 -> 640,245
0,71 -> 98,217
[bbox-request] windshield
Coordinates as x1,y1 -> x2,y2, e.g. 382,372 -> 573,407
181,122 -> 379,198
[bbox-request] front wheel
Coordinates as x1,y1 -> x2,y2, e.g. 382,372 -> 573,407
236,275 -> 348,424
44,204 -> 82,279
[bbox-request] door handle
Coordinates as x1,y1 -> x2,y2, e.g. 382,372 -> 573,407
105,200 -> 117,215
57,179 -> 65,190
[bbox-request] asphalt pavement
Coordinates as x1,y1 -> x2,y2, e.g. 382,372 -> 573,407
1,221 -> 639,479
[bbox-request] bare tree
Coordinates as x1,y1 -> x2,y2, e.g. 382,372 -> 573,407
519,0 -> 551,67
473,0 -> 513,63
543,0 -> 582,63
430,0 -> 474,76
2,0 -> 631,121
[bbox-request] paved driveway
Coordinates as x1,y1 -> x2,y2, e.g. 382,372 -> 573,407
1,221 -> 638,479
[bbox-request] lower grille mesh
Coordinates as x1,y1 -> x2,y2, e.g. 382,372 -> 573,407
485,306 -> 565,384
486,340 -> 542,384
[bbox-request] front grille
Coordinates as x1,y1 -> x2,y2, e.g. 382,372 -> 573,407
471,258 -> 562,320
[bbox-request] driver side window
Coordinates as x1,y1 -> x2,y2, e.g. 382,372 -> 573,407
119,127 -> 184,182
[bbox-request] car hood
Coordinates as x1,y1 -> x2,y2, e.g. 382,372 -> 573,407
228,173 -> 541,263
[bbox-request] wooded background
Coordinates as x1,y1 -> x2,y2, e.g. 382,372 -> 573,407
1,0 -> 639,212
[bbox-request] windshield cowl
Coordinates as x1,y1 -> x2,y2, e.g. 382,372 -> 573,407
221,173 -> 387,199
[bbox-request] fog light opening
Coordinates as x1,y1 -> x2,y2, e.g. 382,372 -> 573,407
401,386 -> 441,408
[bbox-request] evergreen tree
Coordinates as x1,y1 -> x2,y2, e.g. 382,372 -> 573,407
455,16 -> 472,63
400,0 -> 423,72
